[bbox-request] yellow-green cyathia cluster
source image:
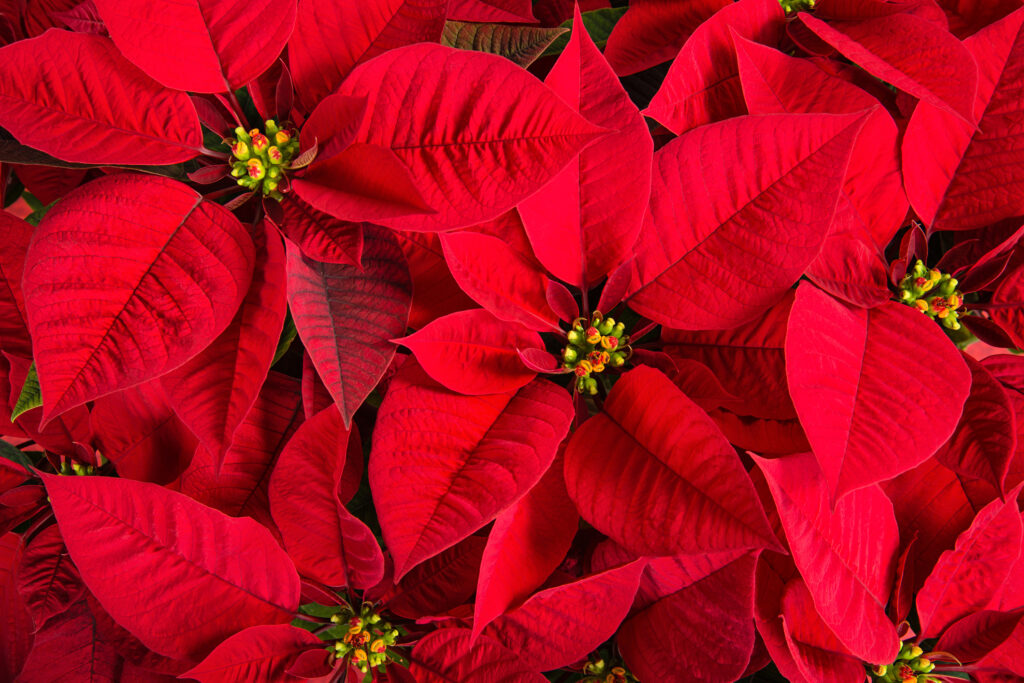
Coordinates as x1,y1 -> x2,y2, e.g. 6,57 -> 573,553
226,120 -> 299,201
898,260 -> 964,331
563,312 -> 631,395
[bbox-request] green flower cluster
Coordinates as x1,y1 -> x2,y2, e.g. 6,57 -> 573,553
225,120 -> 299,200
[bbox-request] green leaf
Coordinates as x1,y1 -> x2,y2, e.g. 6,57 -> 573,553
543,6 -> 628,57
442,21 -> 568,67
272,310 -> 297,366
11,361 -> 41,421
299,602 -> 341,618
0,440 -> 35,476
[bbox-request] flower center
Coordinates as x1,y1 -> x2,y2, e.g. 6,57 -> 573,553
327,603 -> 401,676
563,313 -> 632,395
226,120 -> 299,201
579,656 -> 638,683
866,641 -> 959,682
898,260 -> 964,331
778,0 -> 815,12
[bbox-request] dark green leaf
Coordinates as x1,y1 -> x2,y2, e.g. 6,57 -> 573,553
11,361 -> 41,421
543,6 -> 628,57
0,440 -> 35,476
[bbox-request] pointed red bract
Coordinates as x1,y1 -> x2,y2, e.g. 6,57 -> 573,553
0,533 -> 32,681
904,8 -> 1024,230
484,560 -> 646,671
625,111 -> 866,330
183,624 -> 322,683
270,406 -> 384,589
394,309 -> 542,395
370,360 -> 573,579
786,284 -> 972,501
917,491 -> 1023,638
518,5 -> 653,289
336,43 -> 607,231
410,628 -> 547,682
161,222 -> 286,466
15,601 -> 122,682
289,0 -> 447,111
779,577 -> 866,683
274,195 -> 363,267
43,474 -> 301,661
93,0 -> 297,93
564,365 -> 778,556
0,211 -> 32,359
0,31 -> 201,164
447,0 -> 535,23
15,525 -> 84,630
382,535 -> 487,619
644,0 -> 785,134
286,227 -> 411,427
755,452 -> 899,664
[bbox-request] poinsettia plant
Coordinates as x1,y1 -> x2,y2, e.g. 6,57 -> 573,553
3,0 -> 1024,681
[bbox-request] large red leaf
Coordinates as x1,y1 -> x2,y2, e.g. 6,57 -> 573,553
785,283 -> 972,501
779,577 -> 866,683
603,0 -> 732,76
643,0 -> 785,135
473,449 -> 578,635
564,365 -> 778,557
0,31 -> 202,164
410,628 -> 547,683
936,356 -> 1016,494
381,535 -> 487,619
335,43 -> 606,231
624,111 -> 866,330
369,360 -> 573,579
903,8 -> 1024,231
394,309 -> 542,395
447,0 -> 535,23
917,491 -> 1023,638
93,0 -> 296,93
286,227 -> 411,427
618,552 -> 758,683
91,379 -> 198,485
15,601 -> 122,682
754,452 -> 899,665
0,211 -> 31,359
518,5 -> 653,288
43,474 -> 301,661
273,195 -> 363,267
161,222 -> 287,464
15,524 -> 84,630
182,624 -> 322,683
796,12 -> 977,123
483,560 -> 646,671
289,0 -> 447,111
397,232 -> 477,330
178,372 -> 304,538
269,406 -> 384,589
23,174 -> 254,422
0,532 -> 32,681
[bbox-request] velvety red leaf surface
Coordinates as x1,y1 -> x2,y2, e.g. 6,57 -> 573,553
381,535 -> 487,620
286,227 -> 411,427
273,195 -> 364,267
14,524 -> 83,630
43,474 -> 300,661
518,4 -> 653,289
0,532 -> 32,681
625,111 -> 866,330
370,360 -> 573,579
23,174 -> 254,422
0,211 -> 32,359
93,0 -> 296,93
447,0 -> 536,23
779,577 -> 866,683
15,600 -> 123,682
336,43 -> 607,231
755,451 -> 900,664
411,628 -> 547,682
0,31 -> 202,164
182,624 -> 322,683
786,283 -> 972,501
565,365 -> 778,556
394,309 -> 542,395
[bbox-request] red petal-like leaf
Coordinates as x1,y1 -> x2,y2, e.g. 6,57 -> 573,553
273,195 -> 363,267
473,450 -> 578,635
394,309 -> 542,395
643,0 -> 785,134
447,0 -> 535,23
411,628 -> 547,682
183,624 -> 322,683
383,535 -> 487,619
289,0 -> 447,111
336,44 -> 607,231
161,222 -> 287,464
796,12 -> 977,123
937,609 -> 1024,663
603,0 -> 732,76
564,365 -> 778,556
395,232 -> 476,330
24,174 -> 254,422
93,0 -> 296,93
0,533 -> 32,681
625,111 -> 866,330
15,523 -> 84,630
917,490 -> 1023,638
903,8 -> 1024,230
286,227 -> 411,427
785,283 -> 972,501
0,31 -> 201,164
270,406 -> 384,589
780,577 -> 866,682
518,5 -> 653,288
754,452 -> 899,664
484,560 -> 646,671
15,601 -> 122,682
43,474 -> 300,661
370,360 -> 573,579
0,211 -> 32,359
